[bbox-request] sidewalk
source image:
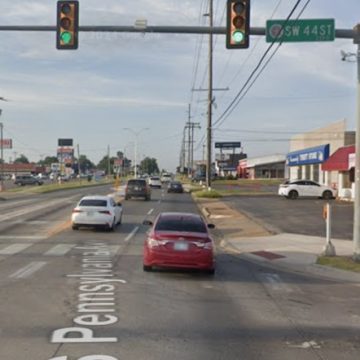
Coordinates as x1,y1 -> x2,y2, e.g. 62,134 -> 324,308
196,197 -> 360,283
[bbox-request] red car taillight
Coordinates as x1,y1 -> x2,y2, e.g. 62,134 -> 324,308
72,209 -> 83,213
194,238 -> 213,250
147,236 -> 168,248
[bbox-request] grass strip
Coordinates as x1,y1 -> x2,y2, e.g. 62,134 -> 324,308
317,256 -> 360,273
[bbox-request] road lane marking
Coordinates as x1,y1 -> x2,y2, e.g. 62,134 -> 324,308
0,235 -> 47,240
147,208 -> 154,215
0,243 -> 33,255
125,226 -> 139,242
9,261 -> 47,279
44,244 -> 76,256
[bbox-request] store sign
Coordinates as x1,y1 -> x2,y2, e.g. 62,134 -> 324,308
287,144 -> 329,166
0,139 -> 12,149
215,142 -> 241,149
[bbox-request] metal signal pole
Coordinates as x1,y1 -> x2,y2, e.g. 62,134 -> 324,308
353,24 -> 360,261
206,0 -> 213,190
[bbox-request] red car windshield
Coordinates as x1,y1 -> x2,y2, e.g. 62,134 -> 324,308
155,216 -> 206,233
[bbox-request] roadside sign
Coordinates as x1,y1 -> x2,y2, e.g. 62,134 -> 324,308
215,142 -> 241,149
266,19 -> 335,43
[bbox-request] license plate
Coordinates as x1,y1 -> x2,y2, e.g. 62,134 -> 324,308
86,211 -> 94,216
174,242 -> 189,251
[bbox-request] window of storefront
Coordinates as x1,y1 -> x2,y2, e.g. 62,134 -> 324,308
305,165 -> 310,180
297,167 -> 302,179
313,164 -> 319,182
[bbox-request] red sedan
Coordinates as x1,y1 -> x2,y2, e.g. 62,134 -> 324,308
143,212 -> 216,274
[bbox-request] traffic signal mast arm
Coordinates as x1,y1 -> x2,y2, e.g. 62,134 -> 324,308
0,25 -> 354,38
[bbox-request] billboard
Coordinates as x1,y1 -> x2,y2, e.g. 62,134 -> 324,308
57,147 -> 74,164
0,139 -> 12,149
215,142 -> 241,149
58,138 -> 73,147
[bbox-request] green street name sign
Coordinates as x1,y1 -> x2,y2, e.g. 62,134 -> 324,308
266,19 -> 335,43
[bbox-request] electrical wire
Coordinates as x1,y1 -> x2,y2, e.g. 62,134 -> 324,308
213,0 -> 308,128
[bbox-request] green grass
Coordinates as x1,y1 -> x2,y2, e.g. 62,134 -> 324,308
317,256 -> 360,273
7,178 -> 114,194
192,189 -> 222,198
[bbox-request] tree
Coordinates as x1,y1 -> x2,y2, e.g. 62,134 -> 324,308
78,155 -> 95,174
14,154 -> 29,164
139,157 -> 159,175
38,156 -> 58,166
97,155 -> 116,175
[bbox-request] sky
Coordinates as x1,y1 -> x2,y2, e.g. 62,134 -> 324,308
0,0 -> 359,172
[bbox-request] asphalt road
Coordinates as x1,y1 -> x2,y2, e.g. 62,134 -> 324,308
0,186 -> 360,359
223,195 -> 354,240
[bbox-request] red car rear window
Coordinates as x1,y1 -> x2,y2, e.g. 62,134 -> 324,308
155,216 -> 206,233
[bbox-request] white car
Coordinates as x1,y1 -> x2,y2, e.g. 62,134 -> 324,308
71,195 -> 123,231
148,176 -> 162,188
161,173 -> 172,183
278,180 -> 336,200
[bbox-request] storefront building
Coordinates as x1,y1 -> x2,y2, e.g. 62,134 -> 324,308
237,154 -> 286,180
286,120 -> 355,187
321,145 -> 355,200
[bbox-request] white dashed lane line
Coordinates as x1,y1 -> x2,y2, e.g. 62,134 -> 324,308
125,226 -> 140,242
147,208 -> 154,215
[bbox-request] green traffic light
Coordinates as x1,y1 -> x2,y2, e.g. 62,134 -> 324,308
60,31 -> 73,44
232,30 -> 244,43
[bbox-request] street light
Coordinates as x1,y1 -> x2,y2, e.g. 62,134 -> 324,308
123,128 -> 149,178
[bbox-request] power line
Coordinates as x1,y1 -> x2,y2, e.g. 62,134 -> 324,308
213,0 -> 307,128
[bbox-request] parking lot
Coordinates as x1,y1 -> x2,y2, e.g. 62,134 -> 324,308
223,195 -> 353,240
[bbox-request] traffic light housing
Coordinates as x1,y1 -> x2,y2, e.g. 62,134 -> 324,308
56,1 -> 79,50
226,0 -> 250,49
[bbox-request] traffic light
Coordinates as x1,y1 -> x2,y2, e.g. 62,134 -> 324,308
226,0 -> 250,49
56,1 -> 79,50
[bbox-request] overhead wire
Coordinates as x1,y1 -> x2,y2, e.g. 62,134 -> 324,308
213,0 -> 308,129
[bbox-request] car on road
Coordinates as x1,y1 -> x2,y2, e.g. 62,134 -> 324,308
125,178 -> 151,200
143,212 -> 216,274
167,181 -> 184,193
278,179 -> 336,200
71,195 -> 123,231
161,173 -> 172,184
14,175 -> 43,186
148,176 -> 162,189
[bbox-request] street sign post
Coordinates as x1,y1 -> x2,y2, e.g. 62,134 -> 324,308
266,19 -> 335,43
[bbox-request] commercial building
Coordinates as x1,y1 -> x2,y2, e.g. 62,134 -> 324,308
286,120 -> 355,195
237,154 -> 286,179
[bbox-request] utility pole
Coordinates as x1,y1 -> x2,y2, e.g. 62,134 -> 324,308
206,0 -> 213,189
77,144 -> 81,181
353,24 -> 360,261
184,119 -> 200,178
107,145 -> 111,178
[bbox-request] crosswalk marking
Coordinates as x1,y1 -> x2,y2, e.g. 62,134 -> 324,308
0,243 -> 33,255
0,243 -> 122,258
0,235 -> 47,240
44,244 -> 76,256
9,261 -> 47,279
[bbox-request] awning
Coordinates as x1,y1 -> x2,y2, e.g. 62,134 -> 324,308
321,145 -> 355,171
